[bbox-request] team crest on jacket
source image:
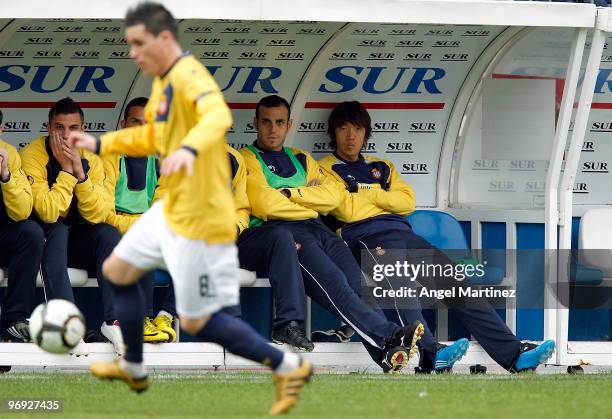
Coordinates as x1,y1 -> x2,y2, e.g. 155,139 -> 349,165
371,167 -> 382,179
158,97 -> 168,117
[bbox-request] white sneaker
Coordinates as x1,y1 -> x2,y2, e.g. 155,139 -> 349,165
100,321 -> 125,356
69,339 -> 90,356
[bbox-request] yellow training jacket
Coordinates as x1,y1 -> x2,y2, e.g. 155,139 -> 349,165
319,154 -> 415,223
99,54 -> 235,243
226,145 -> 250,234
102,154 -> 164,235
240,146 -> 343,222
20,136 -> 110,224
0,139 -> 33,221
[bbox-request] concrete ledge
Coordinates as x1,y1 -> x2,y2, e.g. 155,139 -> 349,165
0,342 -> 501,368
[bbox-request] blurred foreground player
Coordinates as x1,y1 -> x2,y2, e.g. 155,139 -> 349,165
69,3 -> 311,414
102,97 -> 176,344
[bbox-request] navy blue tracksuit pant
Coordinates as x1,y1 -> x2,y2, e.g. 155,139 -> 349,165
39,222 -> 120,323
238,224 -> 307,329
244,219 -> 401,365
0,220 -> 44,327
349,229 -> 522,371
141,271 -> 177,318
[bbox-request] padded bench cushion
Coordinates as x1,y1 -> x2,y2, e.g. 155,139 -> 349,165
0,268 -> 258,288
154,269 -> 257,287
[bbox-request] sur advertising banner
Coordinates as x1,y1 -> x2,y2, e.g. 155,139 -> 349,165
0,20 -> 610,207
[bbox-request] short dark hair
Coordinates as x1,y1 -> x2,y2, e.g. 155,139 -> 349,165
125,2 -> 178,39
123,97 -> 148,121
49,97 -> 83,123
327,101 -> 372,149
255,95 -> 291,120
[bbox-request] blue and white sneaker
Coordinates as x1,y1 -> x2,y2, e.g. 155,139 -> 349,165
434,338 -> 469,372
514,340 -> 556,372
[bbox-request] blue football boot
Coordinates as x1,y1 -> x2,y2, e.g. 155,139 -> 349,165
514,340 -> 556,372
434,338 -> 470,372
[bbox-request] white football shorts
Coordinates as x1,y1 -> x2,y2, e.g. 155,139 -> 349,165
112,201 -> 240,318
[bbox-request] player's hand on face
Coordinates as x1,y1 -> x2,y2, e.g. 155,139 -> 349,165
161,148 -> 195,176
50,131 -> 73,173
67,131 -> 97,152
0,147 -> 10,182
61,139 -> 86,182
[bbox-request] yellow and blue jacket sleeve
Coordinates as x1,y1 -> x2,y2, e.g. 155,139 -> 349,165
74,151 -> 111,224
20,138 -> 76,223
179,68 -> 233,154
284,149 -> 344,216
231,151 -> 251,234
0,141 -> 33,221
240,147 -> 318,222
357,161 -> 415,216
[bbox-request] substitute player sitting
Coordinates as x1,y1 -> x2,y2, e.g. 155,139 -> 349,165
228,142 -> 314,351
320,101 -> 556,373
241,95 -> 424,373
0,110 -> 44,343
20,98 -> 119,348
69,3 -> 311,415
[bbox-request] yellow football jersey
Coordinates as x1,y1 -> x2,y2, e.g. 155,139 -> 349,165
99,54 -> 235,243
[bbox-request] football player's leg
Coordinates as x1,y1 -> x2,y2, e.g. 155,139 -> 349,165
351,237 -> 441,371
153,278 -> 177,342
138,272 -> 167,343
0,220 -> 44,342
238,225 -> 311,350
399,232 -> 522,371
293,230 -> 422,373
168,239 -> 283,366
167,240 -> 311,415
69,223 -> 124,351
40,222 -> 73,302
91,255 -> 149,391
91,204 -> 165,391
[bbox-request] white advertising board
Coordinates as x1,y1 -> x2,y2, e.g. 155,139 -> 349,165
1,21 -> 610,208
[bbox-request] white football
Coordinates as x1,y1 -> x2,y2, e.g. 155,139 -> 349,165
29,299 -> 86,354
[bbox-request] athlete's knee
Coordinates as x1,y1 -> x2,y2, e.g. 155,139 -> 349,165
15,220 -> 45,255
93,223 -> 121,248
180,315 -> 211,335
102,254 -> 142,286
269,227 -> 295,248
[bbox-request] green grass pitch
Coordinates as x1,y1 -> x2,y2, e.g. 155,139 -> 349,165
1,371 -> 611,418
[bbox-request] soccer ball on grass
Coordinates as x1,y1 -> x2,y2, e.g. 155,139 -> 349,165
29,299 -> 86,354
